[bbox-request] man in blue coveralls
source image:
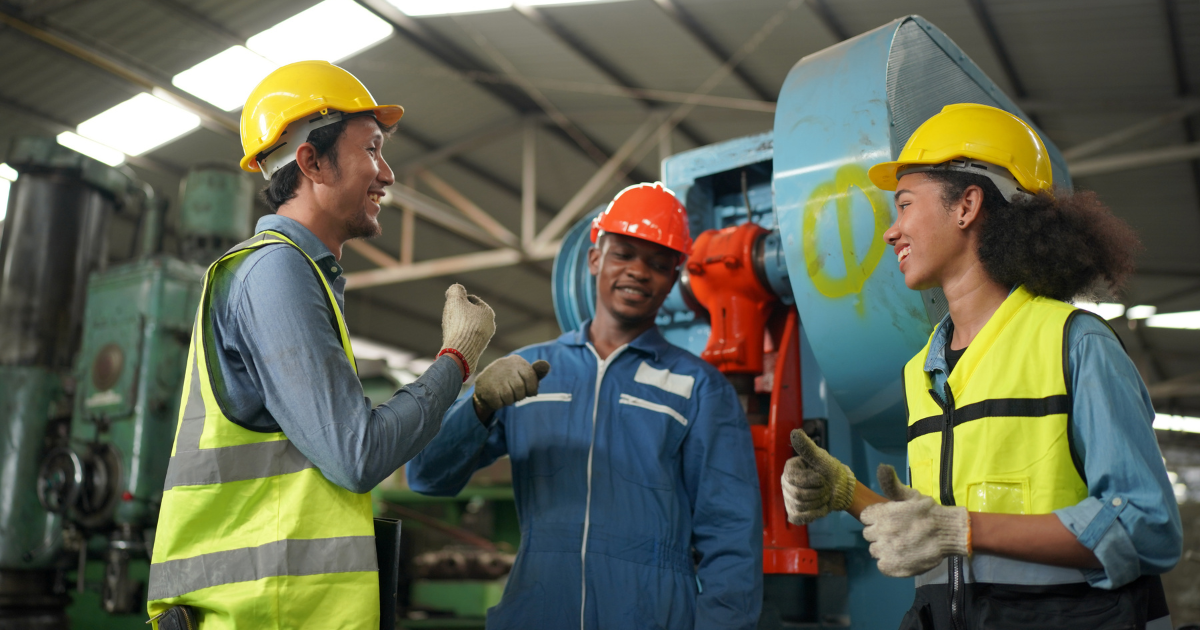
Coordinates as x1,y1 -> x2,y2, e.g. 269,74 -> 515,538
407,182 -> 764,629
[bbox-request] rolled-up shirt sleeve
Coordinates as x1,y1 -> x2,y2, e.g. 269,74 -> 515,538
232,246 -> 463,493
1053,315 -> 1182,589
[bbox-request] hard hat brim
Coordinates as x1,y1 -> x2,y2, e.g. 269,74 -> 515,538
240,103 -> 405,173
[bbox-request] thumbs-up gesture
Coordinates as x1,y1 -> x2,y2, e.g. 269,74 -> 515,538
860,464 -> 971,577
781,429 -> 857,525
472,355 -> 552,422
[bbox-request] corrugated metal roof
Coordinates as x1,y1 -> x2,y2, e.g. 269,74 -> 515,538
0,0 -> 1197,409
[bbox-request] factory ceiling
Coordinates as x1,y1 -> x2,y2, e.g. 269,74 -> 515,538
0,0 -> 1198,415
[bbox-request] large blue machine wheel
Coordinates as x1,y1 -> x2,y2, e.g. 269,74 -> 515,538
551,207 -> 601,334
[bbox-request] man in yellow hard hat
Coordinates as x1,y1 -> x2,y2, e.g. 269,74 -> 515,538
145,60 -> 531,629
782,103 -> 1180,628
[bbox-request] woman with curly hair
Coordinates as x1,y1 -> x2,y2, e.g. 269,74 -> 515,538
781,104 -> 1182,629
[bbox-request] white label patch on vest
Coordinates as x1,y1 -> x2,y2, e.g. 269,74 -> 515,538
514,392 -> 572,407
633,362 -> 695,399
619,393 -> 688,426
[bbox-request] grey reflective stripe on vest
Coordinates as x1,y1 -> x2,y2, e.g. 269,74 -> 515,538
164,345 -> 315,491
915,554 -> 1088,587
146,536 -> 377,600
163,440 -> 316,490
175,351 -> 206,453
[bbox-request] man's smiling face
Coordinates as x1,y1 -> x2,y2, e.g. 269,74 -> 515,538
587,232 -> 680,327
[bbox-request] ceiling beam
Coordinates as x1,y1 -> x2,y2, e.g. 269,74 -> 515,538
0,8 -> 239,137
803,0 -> 849,42
383,184 -> 509,250
649,0 -> 774,100
1161,0 -> 1200,224
964,0 -> 1028,100
418,169 -> 521,248
139,0 -> 245,49
1069,142 -> 1200,178
396,124 -> 559,219
513,4 -> 709,148
534,113 -> 663,248
1062,103 -> 1200,161
345,247 -> 539,290
354,0 -> 656,184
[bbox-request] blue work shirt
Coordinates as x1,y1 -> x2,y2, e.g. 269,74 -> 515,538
407,323 -> 764,630
206,214 -> 462,493
926,311 -> 1182,589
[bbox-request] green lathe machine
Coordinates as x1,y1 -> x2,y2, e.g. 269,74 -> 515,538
0,138 -> 252,629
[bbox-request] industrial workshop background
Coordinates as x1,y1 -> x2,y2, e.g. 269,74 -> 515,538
0,0 -> 1197,628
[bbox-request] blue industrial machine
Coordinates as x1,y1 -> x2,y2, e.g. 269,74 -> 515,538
0,140 -> 251,628
553,16 -> 1071,628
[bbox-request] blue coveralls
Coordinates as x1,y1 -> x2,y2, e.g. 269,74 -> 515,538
407,323 -> 764,629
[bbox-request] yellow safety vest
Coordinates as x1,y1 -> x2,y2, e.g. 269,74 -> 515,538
147,231 -> 378,629
904,286 -> 1089,515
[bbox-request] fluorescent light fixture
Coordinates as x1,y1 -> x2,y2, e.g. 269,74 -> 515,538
248,0 -> 393,65
56,132 -> 125,166
1145,310 -> 1200,330
1076,301 -> 1125,320
1155,413 -> 1200,433
387,0 -> 511,15
1125,304 -> 1157,320
0,178 -> 9,223
173,46 -> 278,111
76,93 -> 200,156
0,163 -> 17,182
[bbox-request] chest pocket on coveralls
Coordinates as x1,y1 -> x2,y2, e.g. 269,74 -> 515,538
512,393 -> 573,477
616,393 -> 689,490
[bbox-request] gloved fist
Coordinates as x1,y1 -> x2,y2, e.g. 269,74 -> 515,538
472,356 -> 551,420
860,464 -> 970,577
781,429 -> 856,525
439,284 -> 496,377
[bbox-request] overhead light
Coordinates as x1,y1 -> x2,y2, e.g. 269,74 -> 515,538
248,0 -> 393,65
173,46 -> 278,111
387,0 -> 511,15
0,163 -> 16,182
56,131 -> 125,167
1155,413 -> 1200,433
1076,301 -> 1126,320
1125,304 -> 1157,320
1145,310 -> 1200,330
76,93 -> 200,156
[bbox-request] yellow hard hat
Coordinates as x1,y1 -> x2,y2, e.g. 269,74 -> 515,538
868,103 -> 1052,198
239,60 -> 404,175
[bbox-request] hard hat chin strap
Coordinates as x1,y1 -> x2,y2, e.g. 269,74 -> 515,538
898,159 -> 1030,204
257,110 -> 373,181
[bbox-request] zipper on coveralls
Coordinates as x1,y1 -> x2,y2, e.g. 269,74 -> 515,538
580,343 -> 627,630
930,383 -> 966,630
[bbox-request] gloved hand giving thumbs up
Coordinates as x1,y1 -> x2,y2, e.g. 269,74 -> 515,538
472,356 -> 552,422
781,429 -> 857,525
860,464 -> 970,577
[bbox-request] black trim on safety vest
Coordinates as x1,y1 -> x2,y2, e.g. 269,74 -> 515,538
906,395 -> 1072,442
1061,309 -> 1127,485
199,233 -> 347,433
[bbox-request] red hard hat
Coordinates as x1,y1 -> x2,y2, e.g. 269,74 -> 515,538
590,182 -> 692,255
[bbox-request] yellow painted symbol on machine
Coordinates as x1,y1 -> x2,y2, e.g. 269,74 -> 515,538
801,164 -> 891,315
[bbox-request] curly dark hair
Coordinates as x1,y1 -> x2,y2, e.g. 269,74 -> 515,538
260,116 -> 397,212
925,171 -> 1141,301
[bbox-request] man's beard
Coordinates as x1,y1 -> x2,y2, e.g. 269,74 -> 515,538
345,207 -> 382,240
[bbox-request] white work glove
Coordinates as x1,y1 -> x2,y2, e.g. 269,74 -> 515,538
439,284 -> 496,377
472,356 -> 551,420
781,429 -> 856,525
860,464 -> 971,578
